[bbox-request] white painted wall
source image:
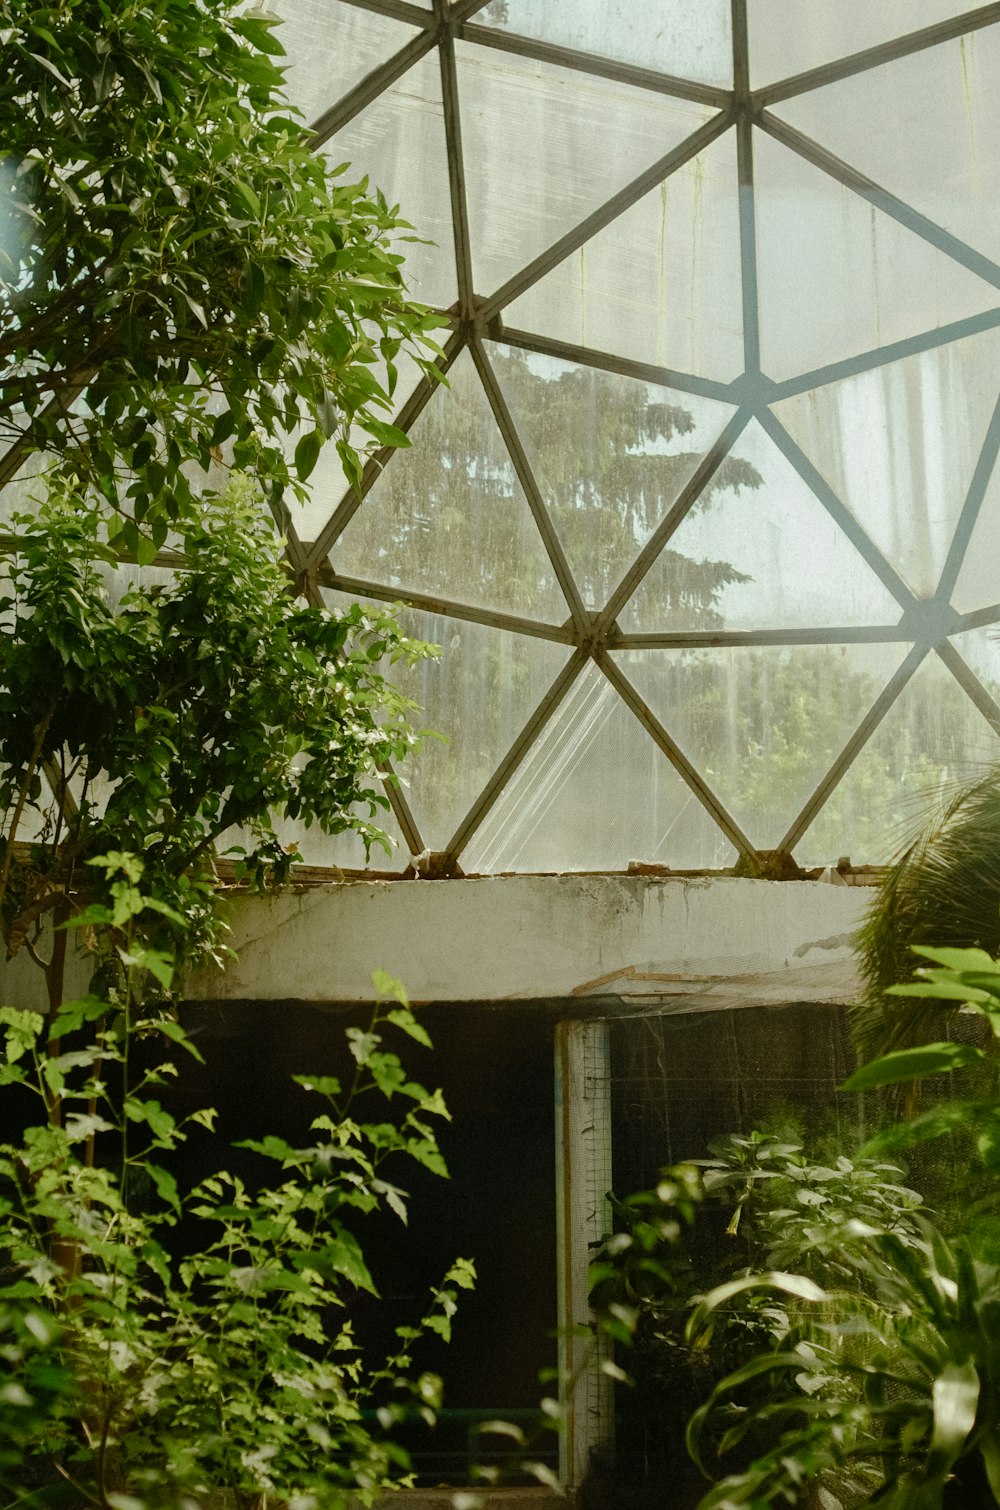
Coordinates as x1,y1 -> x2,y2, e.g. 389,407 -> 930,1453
0,875 -> 869,1010
185,874 -> 868,1005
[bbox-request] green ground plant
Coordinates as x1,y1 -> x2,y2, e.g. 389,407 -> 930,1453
664,952 -> 1000,1509
0,488 -> 473,1509
0,899 -> 473,1510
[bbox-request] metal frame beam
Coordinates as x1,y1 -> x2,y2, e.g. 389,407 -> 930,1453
303,329 -> 465,570
755,5 -> 1000,107
759,111 -> 1000,294
778,644 -> 927,853
597,407 -> 753,629
443,649 -> 587,864
317,565 -> 575,643
456,21 -> 730,108
479,111 -> 733,321
597,650 -> 759,862
471,339 -> 590,636
756,408 -> 916,611
309,30 -> 436,145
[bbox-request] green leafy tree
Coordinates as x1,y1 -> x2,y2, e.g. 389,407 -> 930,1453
0,478 -> 434,1006
0,0 -> 442,552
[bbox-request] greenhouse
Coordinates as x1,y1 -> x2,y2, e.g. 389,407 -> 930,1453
3,1 -> 1000,1507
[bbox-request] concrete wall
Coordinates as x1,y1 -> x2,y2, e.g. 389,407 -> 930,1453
186,874 -> 869,1006
0,875 -> 869,1011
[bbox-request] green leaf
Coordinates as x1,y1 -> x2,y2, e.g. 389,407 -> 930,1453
929,1359 -> 979,1470
686,1271 -> 827,1345
294,427 -> 322,481
842,1042 -> 984,1091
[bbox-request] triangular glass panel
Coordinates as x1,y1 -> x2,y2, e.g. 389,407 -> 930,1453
620,416 -> 904,631
381,610 -> 572,855
332,351 -> 569,623
772,327 -> 1000,597
471,0 -> 732,88
948,626 -> 1000,707
462,662 -> 737,872
616,643 -> 909,850
278,1 -> 422,127
773,26 -> 1000,269
796,650 -> 1000,866
748,0 -> 976,89
491,343 -> 737,612
505,131 -> 744,383
953,465 -> 1000,615
754,130 -> 1000,382
323,49 -> 455,309
455,40 -> 714,297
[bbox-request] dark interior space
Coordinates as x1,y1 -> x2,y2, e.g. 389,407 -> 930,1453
173,997 -> 559,1481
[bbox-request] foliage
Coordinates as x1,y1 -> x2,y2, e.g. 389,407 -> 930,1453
0,0 -> 444,549
0,898 -> 474,1510
672,950 -> 1000,1509
0,477 -> 435,985
589,1132 -> 924,1507
855,771 -> 1000,1060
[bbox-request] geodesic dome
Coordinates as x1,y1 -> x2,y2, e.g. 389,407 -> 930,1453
268,0 -> 1000,879
12,2 -> 1000,881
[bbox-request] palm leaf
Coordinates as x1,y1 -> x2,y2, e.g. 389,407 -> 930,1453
854,766 -> 1000,1062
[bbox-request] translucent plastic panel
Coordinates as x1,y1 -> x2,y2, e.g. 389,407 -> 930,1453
462,663 -> 737,873
754,130 -> 998,381
773,328 -> 1000,597
277,2 -> 420,126
333,352 -> 567,621
748,0 -> 975,88
949,626 -> 1000,700
492,345 -> 736,611
796,652 -> 1000,865
324,50 -> 455,308
618,643 -> 908,851
473,0 -> 732,88
953,466 -> 1000,615
773,29 -> 1000,267
621,417 -> 903,631
386,611 -> 571,853
456,42 -> 713,296
505,132 -> 744,382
